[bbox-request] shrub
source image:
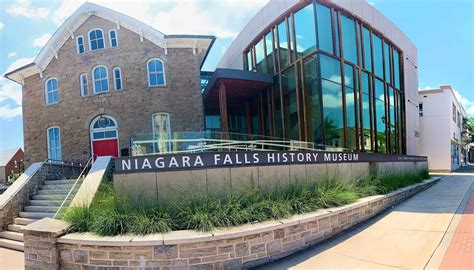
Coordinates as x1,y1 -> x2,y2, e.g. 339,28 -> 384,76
61,168 -> 430,235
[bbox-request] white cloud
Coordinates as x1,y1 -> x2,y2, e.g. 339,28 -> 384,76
0,104 -> 22,120
0,78 -> 22,106
453,89 -> 474,117
6,0 -> 50,19
8,52 -> 17,58
0,22 -> 4,30
4,57 -> 35,74
33,33 -> 52,48
52,0 -> 268,38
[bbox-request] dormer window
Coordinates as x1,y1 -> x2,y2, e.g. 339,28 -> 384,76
109,29 -> 118,47
76,36 -> 85,54
89,28 -> 105,51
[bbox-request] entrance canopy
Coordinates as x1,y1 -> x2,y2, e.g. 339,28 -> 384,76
203,68 -> 273,134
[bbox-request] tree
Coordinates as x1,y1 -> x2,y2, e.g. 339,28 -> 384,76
461,116 -> 474,145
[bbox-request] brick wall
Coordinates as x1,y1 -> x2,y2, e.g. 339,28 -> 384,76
22,15 -> 205,163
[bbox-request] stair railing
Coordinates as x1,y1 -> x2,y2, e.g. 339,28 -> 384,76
53,157 -> 93,219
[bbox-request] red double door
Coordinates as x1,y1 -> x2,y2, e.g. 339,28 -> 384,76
92,139 -> 118,159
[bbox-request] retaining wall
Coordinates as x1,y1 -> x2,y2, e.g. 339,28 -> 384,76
21,177 -> 439,270
114,161 -> 428,202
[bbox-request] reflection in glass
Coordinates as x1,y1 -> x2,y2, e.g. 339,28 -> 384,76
294,4 -> 316,58
345,64 -> 357,150
304,55 -> 322,146
321,79 -> 344,149
282,67 -> 298,140
394,49 -> 400,89
316,4 -> 333,54
389,87 -> 396,153
265,32 -> 274,73
255,39 -> 266,72
278,20 -> 289,69
341,15 -> 357,64
246,51 -> 252,71
363,27 -> 372,72
361,71 -> 371,151
373,34 -> 383,78
273,78 -> 283,138
374,78 -> 386,153
320,54 -> 341,83
384,41 -> 391,83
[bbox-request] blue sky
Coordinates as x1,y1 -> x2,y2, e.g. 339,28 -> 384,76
0,0 -> 473,151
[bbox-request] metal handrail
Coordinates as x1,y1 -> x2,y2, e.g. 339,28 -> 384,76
131,137 -> 348,156
53,157 -> 93,219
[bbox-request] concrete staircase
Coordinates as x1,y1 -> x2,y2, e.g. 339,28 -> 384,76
0,166 -> 83,251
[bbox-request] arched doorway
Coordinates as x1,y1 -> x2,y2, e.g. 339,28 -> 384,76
90,115 -> 119,158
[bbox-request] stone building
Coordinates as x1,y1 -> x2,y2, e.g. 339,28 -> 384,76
4,3 -> 215,163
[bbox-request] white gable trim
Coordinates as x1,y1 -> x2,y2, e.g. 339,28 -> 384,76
4,2 -> 214,84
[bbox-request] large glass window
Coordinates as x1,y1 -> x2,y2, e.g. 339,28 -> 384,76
265,32 -> 274,73
277,20 -> 289,69
273,78 -> 283,138
281,66 -> 298,140
92,66 -> 109,93
294,4 -> 316,58
345,64 -> 357,150
394,49 -> 400,89
147,58 -> 166,86
362,27 -> 372,72
89,29 -> 105,51
319,54 -> 343,149
373,34 -> 383,78
389,87 -> 396,153
340,14 -> 357,64
47,127 -> 61,161
384,41 -> 391,83
45,77 -> 59,105
315,3 -> 333,54
361,71 -> 372,151
255,38 -> 266,73
304,55 -> 323,146
374,78 -> 386,152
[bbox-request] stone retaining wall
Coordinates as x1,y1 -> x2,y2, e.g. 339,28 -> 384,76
29,177 -> 441,270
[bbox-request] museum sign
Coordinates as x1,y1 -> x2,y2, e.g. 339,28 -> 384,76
114,151 -> 427,173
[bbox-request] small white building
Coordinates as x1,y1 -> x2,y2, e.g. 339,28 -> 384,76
419,85 -> 466,171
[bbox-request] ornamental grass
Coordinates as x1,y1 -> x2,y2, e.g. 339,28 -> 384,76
62,168 -> 429,236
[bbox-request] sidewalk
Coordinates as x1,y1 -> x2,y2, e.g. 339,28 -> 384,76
258,172 -> 474,269
0,247 -> 24,270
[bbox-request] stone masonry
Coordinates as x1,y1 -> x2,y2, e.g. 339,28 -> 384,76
18,178 -> 439,270
22,15 -> 206,163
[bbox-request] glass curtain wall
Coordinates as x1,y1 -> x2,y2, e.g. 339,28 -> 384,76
243,0 -> 405,153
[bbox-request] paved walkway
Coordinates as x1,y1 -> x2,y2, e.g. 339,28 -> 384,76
258,168 -> 474,269
0,247 -> 24,270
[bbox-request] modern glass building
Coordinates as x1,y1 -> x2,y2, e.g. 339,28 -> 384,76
203,0 -> 418,154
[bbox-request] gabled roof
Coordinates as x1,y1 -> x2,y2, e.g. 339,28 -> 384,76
0,148 -> 23,167
4,2 -> 215,84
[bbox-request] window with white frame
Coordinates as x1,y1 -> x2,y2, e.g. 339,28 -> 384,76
92,66 -> 109,93
147,58 -> 166,86
80,73 -> 88,96
76,36 -> 85,54
113,67 -> 122,90
89,28 -> 105,51
45,77 -> 59,105
109,29 -> 118,47
47,127 -> 62,161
